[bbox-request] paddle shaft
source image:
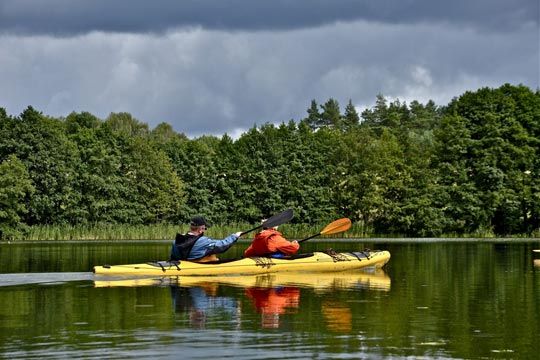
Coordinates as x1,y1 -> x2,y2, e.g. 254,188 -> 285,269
240,225 -> 262,237
298,233 -> 321,243
297,218 -> 351,243
239,209 -> 293,236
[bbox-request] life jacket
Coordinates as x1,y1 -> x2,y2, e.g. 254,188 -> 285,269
170,233 -> 202,261
244,229 -> 299,257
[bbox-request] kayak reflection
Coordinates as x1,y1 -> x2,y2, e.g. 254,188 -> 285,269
94,270 -> 391,291
94,271 -> 391,330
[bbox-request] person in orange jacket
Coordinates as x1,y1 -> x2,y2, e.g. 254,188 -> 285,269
243,221 -> 300,258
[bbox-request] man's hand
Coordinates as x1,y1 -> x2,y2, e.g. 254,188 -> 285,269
234,232 -> 242,237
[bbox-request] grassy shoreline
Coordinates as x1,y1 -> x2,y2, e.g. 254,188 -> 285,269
4,223 -> 540,241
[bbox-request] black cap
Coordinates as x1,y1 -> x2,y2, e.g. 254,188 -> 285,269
190,216 -> 210,227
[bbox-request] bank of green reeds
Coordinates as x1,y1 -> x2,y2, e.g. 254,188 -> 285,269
18,221 -> 371,241
23,224 -> 179,241
15,221 -> 538,241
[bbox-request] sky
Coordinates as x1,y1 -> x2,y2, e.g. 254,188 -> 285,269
0,0 -> 538,138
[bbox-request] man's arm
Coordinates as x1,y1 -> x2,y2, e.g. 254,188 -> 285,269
203,233 -> 241,256
273,236 -> 300,255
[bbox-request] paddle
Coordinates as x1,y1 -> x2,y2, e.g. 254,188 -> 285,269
239,209 -> 294,236
298,218 -> 352,243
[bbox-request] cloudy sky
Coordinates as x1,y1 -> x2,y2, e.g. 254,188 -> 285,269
0,0 -> 538,137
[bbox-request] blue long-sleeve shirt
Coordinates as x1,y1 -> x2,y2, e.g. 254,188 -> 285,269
187,233 -> 239,260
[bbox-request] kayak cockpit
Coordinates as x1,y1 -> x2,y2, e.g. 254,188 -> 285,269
146,252 -> 316,268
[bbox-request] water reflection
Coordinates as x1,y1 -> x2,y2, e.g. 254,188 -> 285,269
94,270 -> 391,291
94,270 -> 390,330
322,301 -> 352,332
3,242 -> 539,359
245,286 -> 300,328
170,284 -> 241,329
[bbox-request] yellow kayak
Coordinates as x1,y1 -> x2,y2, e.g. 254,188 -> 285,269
93,269 -> 391,291
93,250 -> 390,276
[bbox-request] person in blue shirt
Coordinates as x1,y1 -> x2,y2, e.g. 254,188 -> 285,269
170,216 -> 241,262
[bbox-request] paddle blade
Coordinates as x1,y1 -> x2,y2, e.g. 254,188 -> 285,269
263,208 -> 294,228
320,218 -> 352,235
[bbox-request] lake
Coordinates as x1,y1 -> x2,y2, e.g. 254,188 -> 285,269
0,240 -> 539,359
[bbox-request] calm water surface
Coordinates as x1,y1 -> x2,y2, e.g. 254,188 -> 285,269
0,240 -> 539,359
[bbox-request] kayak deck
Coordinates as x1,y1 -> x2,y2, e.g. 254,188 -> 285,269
93,250 -> 391,276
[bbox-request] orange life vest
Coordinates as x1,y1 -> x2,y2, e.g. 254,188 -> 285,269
243,229 -> 299,257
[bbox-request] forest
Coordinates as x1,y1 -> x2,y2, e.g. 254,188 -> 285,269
0,84 -> 539,239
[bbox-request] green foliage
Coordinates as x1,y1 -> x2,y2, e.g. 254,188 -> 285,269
343,99 -> 360,130
66,115 -> 130,223
436,84 -> 540,235
0,108 -> 185,231
121,137 -> 184,223
0,84 -> 538,237
302,99 -> 322,130
320,98 -> 342,128
0,106 -> 80,225
0,155 -> 35,239
105,112 -> 149,137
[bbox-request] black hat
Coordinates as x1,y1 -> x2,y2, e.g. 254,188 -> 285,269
190,216 -> 210,227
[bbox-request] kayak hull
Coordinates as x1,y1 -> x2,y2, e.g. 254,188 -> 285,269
93,250 -> 390,276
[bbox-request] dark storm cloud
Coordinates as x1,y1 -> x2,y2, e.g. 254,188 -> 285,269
1,20 -> 536,137
0,1 -> 537,137
0,0 -> 536,35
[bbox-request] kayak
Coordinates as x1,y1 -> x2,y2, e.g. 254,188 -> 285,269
93,250 -> 390,276
93,269 -> 391,291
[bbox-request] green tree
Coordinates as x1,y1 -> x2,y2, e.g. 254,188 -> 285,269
65,112 -> 128,223
0,107 -> 80,225
436,84 -> 540,234
65,111 -> 101,133
0,155 -> 35,239
320,98 -> 342,128
351,96 -> 444,235
302,100 -> 322,130
105,112 -> 149,137
233,121 -> 337,224
342,99 -> 360,130
150,122 -> 187,144
361,94 -> 388,130
121,137 -> 185,223
161,134 -> 224,223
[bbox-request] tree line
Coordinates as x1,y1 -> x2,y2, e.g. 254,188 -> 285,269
1,84 -> 538,239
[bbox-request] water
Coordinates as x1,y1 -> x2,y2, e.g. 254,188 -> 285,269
0,240 -> 539,358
